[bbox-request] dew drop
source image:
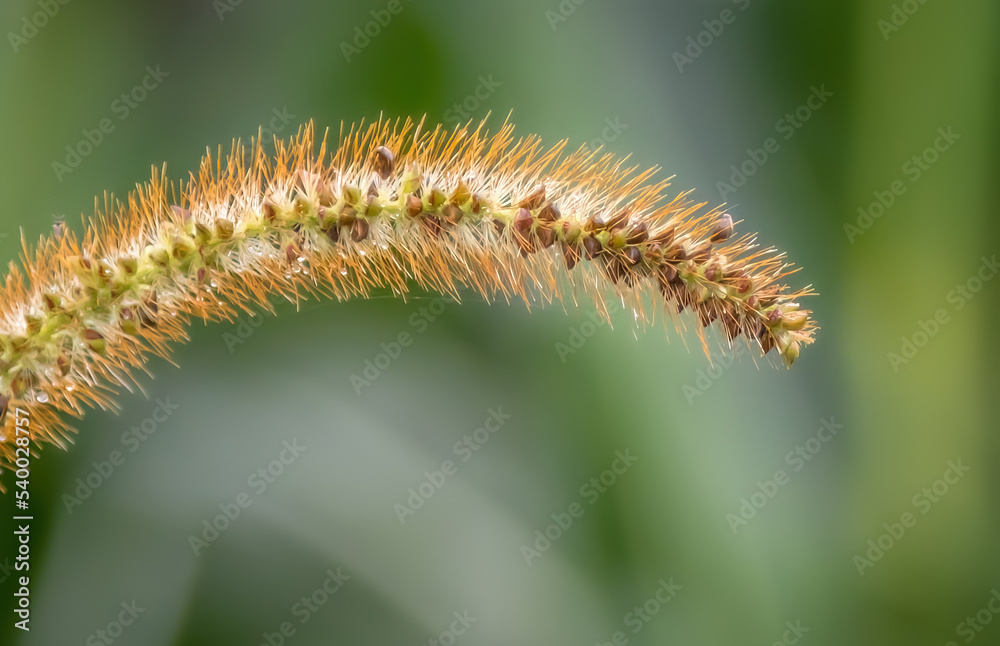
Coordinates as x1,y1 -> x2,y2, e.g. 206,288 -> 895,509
37,393 -> 49,403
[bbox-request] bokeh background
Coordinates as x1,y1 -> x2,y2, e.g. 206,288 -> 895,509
1,0 -> 998,644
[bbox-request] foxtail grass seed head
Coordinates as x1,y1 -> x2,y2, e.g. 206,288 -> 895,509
0,116 -> 816,488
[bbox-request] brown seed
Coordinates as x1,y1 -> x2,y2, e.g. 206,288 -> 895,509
583,235 -> 602,260
491,218 -> 507,235
470,194 -> 485,214
562,242 -> 580,270
367,181 -> 380,199
537,226 -> 556,249
139,291 -> 159,327
519,185 -> 546,210
606,208 -> 630,231
405,194 -> 424,217
373,146 -> 395,180
644,243 -> 663,264
326,225 -> 340,243
660,263 -> 680,284
57,353 -> 71,376
513,209 -> 534,254
351,219 -> 370,242
584,216 -> 606,232
538,202 -> 561,222
625,246 -> 642,265
724,266 -> 747,281
657,279 -> 673,303
675,287 -> 691,313
442,204 -> 463,224
698,306 -> 719,327
513,208 -> 533,235
605,257 -> 626,284
626,222 -> 649,244
689,243 -> 712,263
420,216 -> 443,238
651,226 -> 675,245
760,332 -> 776,354
263,201 -> 277,221
722,315 -> 742,341
710,213 -> 734,243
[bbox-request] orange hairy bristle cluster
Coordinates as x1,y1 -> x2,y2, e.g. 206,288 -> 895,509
0,116 -> 816,487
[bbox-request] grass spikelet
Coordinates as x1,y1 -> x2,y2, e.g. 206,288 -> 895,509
0,116 -> 817,488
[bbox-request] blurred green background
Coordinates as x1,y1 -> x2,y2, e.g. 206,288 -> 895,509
1,0 -> 998,644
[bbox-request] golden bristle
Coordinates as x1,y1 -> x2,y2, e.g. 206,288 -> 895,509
0,116 -> 816,488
